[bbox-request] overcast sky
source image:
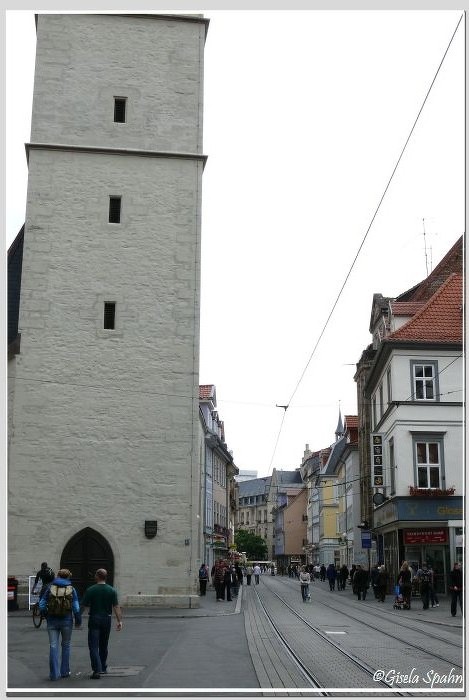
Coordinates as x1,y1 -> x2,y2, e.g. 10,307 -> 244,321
5,10 -> 465,477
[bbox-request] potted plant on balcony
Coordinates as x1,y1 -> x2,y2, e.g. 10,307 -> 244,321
408,486 -> 456,497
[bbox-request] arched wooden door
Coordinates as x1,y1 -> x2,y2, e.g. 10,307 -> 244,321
61,528 -> 114,599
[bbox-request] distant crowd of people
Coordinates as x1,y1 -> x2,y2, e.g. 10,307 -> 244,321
199,561 -> 276,601
200,558 -> 463,618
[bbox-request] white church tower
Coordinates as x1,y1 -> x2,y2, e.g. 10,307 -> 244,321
8,13 -> 208,606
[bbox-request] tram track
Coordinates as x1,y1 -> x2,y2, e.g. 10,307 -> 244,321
273,576 -> 463,667
252,584 -> 411,695
252,589 -> 329,695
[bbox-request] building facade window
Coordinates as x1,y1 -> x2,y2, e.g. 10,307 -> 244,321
386,367 -> 392,406
410,360 -> 439,401
379,383 -> 384,418
109,196 -> 122,223
114,97 -> 127,123
103,302 -> 116,329
413,435 -> 444,488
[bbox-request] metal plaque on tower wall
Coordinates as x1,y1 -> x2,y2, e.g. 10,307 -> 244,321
370,433 -> 385,487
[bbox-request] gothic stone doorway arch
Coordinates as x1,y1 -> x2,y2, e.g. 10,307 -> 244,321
61,527 -> 114,599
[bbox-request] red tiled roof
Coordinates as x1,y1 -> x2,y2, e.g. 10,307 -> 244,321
344,415 -> 358,428
389,273 -> 463,343
199,384 -> 215,400
398,236 -> 463,303
391,301 -> 425,316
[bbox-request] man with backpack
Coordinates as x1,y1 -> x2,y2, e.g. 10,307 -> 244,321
33,562 -> 55,599
38,568 -> 82,681
416,562 -> 432,609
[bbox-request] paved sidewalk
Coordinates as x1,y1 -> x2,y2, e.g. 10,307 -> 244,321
8,584 -> 258,691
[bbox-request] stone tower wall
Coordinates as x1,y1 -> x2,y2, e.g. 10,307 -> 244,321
8,13 -> 207,606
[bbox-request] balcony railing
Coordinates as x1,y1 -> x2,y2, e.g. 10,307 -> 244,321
213,524 -> 230,535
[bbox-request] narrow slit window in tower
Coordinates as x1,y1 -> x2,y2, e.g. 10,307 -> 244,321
109,196 -> 121,223
104,302 -> 116,330
114,97 -> 127,123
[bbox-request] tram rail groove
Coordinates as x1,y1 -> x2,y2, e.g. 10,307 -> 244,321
273,577 -> 463,667
253,585 -> 411,696
253,585 -> 332,696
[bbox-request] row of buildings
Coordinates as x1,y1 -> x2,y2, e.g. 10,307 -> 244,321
7,13 -> 463,607
224,237 -> 463,593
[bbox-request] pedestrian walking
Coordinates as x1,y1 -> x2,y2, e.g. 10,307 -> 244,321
354,564 -> 369,601
415,562 -> 432,610
80,568 -> 123,680
246,564 -> 253,585
339,564 -> 349,591
253,563 -> 261,585
320,564 -> 326,582
198,563 -> 209,596
235,563 -> 243,589
326,563 -> 336,591
428,565 -> 439,607
212,560 -> 225,600
397,561 -> 412,609
223,563 -> 233,601
299,566 -> 311,602
38,568 -> 82,681
376,565 -> 389,602
230,565 -> 239,597
448,562 -> 463,617
370,564 -> 380,599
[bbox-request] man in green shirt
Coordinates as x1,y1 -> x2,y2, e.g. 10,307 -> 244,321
81,569 -> 123,679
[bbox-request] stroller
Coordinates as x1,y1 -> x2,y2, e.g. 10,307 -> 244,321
393,585 -> 409,610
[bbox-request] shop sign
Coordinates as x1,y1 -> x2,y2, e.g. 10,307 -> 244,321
398,497 -> 463,521
403,528 -> 448,544
361,531 -> 372,548
370,433 -> 384,487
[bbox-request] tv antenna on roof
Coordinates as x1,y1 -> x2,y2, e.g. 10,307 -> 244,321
423,218 -> 429,276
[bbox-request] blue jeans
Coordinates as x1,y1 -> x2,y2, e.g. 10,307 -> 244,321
88,614 -> 112,673
46,617 -> 73,680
